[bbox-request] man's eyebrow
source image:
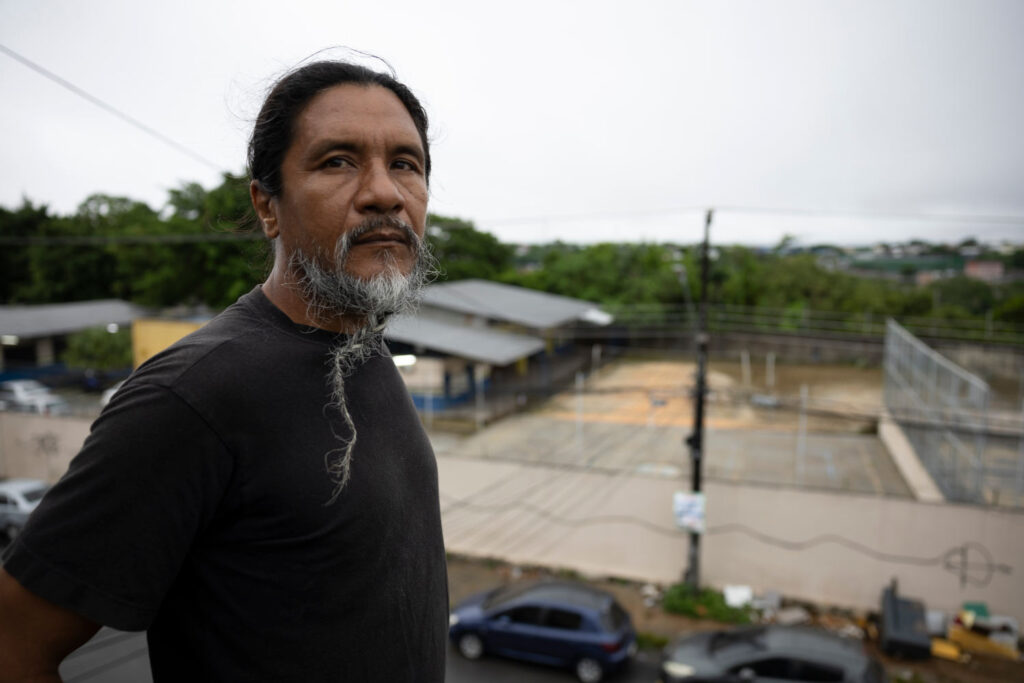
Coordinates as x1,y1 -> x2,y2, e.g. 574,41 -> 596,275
393,143 -> 425,164
307,139 -> 360,160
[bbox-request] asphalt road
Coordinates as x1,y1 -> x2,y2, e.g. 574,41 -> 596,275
447,647 -> 663,682
59,629 -> 663,682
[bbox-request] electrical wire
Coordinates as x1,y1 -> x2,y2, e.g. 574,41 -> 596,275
0,233 -> 262,246
0,43 -> 224,172
4,40 -> 1023,233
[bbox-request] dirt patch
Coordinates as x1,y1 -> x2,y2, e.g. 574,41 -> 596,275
538,358 -> 884,433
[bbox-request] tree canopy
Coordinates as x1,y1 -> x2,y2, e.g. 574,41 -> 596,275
2,178 -> 1022,328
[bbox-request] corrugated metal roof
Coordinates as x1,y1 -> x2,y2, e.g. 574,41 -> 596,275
386,314 -> 545,366
421,279 -> 610,329
0,300 -> 144,338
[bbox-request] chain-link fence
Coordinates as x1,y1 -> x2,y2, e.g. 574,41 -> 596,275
884,319 -> 1023,505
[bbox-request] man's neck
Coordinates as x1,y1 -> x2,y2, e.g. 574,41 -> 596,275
260,270 -> 365,334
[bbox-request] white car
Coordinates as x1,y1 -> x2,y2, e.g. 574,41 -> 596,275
0,478 -> 50,541
100,380 -> 126,408
0,380 -> 71,416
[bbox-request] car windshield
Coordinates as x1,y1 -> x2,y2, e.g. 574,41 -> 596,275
482,583 -> 537,609
22,485 -> 49,503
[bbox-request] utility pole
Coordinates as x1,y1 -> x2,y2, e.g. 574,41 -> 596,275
683,209 -> 712,591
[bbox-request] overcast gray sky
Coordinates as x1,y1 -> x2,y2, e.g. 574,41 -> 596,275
1,0 -> 1022,246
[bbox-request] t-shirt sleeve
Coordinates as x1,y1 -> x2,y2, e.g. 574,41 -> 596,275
1,381 -> 234,631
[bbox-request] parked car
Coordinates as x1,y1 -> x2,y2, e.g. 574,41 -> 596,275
0,478 -> 50,541
100,380 -> 126,408
449,580 -> 637,683
659,625 -> 886,683
0,379 -> 71,416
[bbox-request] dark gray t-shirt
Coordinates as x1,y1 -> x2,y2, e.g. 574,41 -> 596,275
3,288 -> 448,681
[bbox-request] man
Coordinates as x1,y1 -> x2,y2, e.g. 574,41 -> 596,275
0,61 -> 448,682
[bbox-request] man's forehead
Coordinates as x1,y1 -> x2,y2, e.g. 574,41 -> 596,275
294,84 -> 421,144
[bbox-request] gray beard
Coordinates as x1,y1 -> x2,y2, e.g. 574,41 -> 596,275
282,217 -> 437,502
288,215 -> 435,327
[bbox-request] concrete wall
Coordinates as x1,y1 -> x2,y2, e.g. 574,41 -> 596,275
0,412 -> 90,482
703,482 -> 1023,621
6,413 -> 1021,622
438,457 -> 1024,622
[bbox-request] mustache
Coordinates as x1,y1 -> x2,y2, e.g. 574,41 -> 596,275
342,216 -> 421,250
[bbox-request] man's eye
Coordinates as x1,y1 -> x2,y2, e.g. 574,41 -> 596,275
392,159 -> 421,172
324,157 -> 351,168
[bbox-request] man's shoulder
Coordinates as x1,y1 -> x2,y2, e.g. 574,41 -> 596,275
132,296 -> 267,387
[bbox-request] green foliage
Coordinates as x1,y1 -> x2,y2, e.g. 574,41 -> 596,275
427,214 -> 514,281
0,199 -> 50,303
662,584 -> 753,624
62,326 -> 132,370
502,242 -> 684,309
1005,248 -> 1024,270
1,174 -> 264,309
994,294 -> 1024,323
2,177 -> 1021,339
929,275 -> 994,316
635,631 -> 669,650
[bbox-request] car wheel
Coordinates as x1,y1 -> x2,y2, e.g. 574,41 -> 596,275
458,632 -> 484,660
575,657 -> 604,683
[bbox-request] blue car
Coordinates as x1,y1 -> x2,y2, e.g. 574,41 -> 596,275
449,579 -> 637,683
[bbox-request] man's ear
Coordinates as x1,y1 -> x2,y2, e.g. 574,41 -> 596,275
250,180 -> 279,239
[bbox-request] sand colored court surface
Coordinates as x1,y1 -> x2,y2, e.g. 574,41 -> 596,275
433,358 -> 912,497
541,358 -> 885,432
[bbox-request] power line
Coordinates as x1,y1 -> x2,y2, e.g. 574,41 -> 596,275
717,204 -> 1024,226
2,41 -> 1022,232
477,204 -> 1024,230
0,233 -> 262,246
0,43 -> 224,172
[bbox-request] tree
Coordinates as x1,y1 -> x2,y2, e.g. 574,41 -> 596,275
929,276 -> 994,316
426,214 -> 514,281
62,326 -> 133,370
993,294 -> 1024,323
0,199 -> 52,303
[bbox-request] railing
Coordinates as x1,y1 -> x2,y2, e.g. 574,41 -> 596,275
883,319 -> 1022,505
592,303 -> 1024,345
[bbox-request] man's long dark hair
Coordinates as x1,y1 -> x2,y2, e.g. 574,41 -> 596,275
248,60 -> 431,198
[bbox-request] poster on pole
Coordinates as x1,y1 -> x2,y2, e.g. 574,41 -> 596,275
672,491 -> 706,534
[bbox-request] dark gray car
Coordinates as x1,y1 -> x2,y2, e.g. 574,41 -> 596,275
659,625 -> 885,682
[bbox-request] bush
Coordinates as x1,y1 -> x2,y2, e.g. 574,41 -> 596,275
662,584 -> 752,624
635,631 -> 669,650
61,326 -> 132,370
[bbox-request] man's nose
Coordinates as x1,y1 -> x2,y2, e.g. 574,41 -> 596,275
355,162 -> 404,214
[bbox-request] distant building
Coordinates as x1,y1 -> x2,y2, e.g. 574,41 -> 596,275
964,260 -> 1004,283
20,281 -> 613,423
0,300 -> 143,378
386,280 -> 612,416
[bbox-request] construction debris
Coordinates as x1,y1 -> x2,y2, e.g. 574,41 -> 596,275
723,585 -> 753,609
750,590 -> 782,612
879,579 -> 931,659
774,606 -> 812,626
948,609 -> 1021,661
930,638 -> 967,663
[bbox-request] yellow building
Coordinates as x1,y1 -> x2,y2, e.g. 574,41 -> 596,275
132,319 -> 204,368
